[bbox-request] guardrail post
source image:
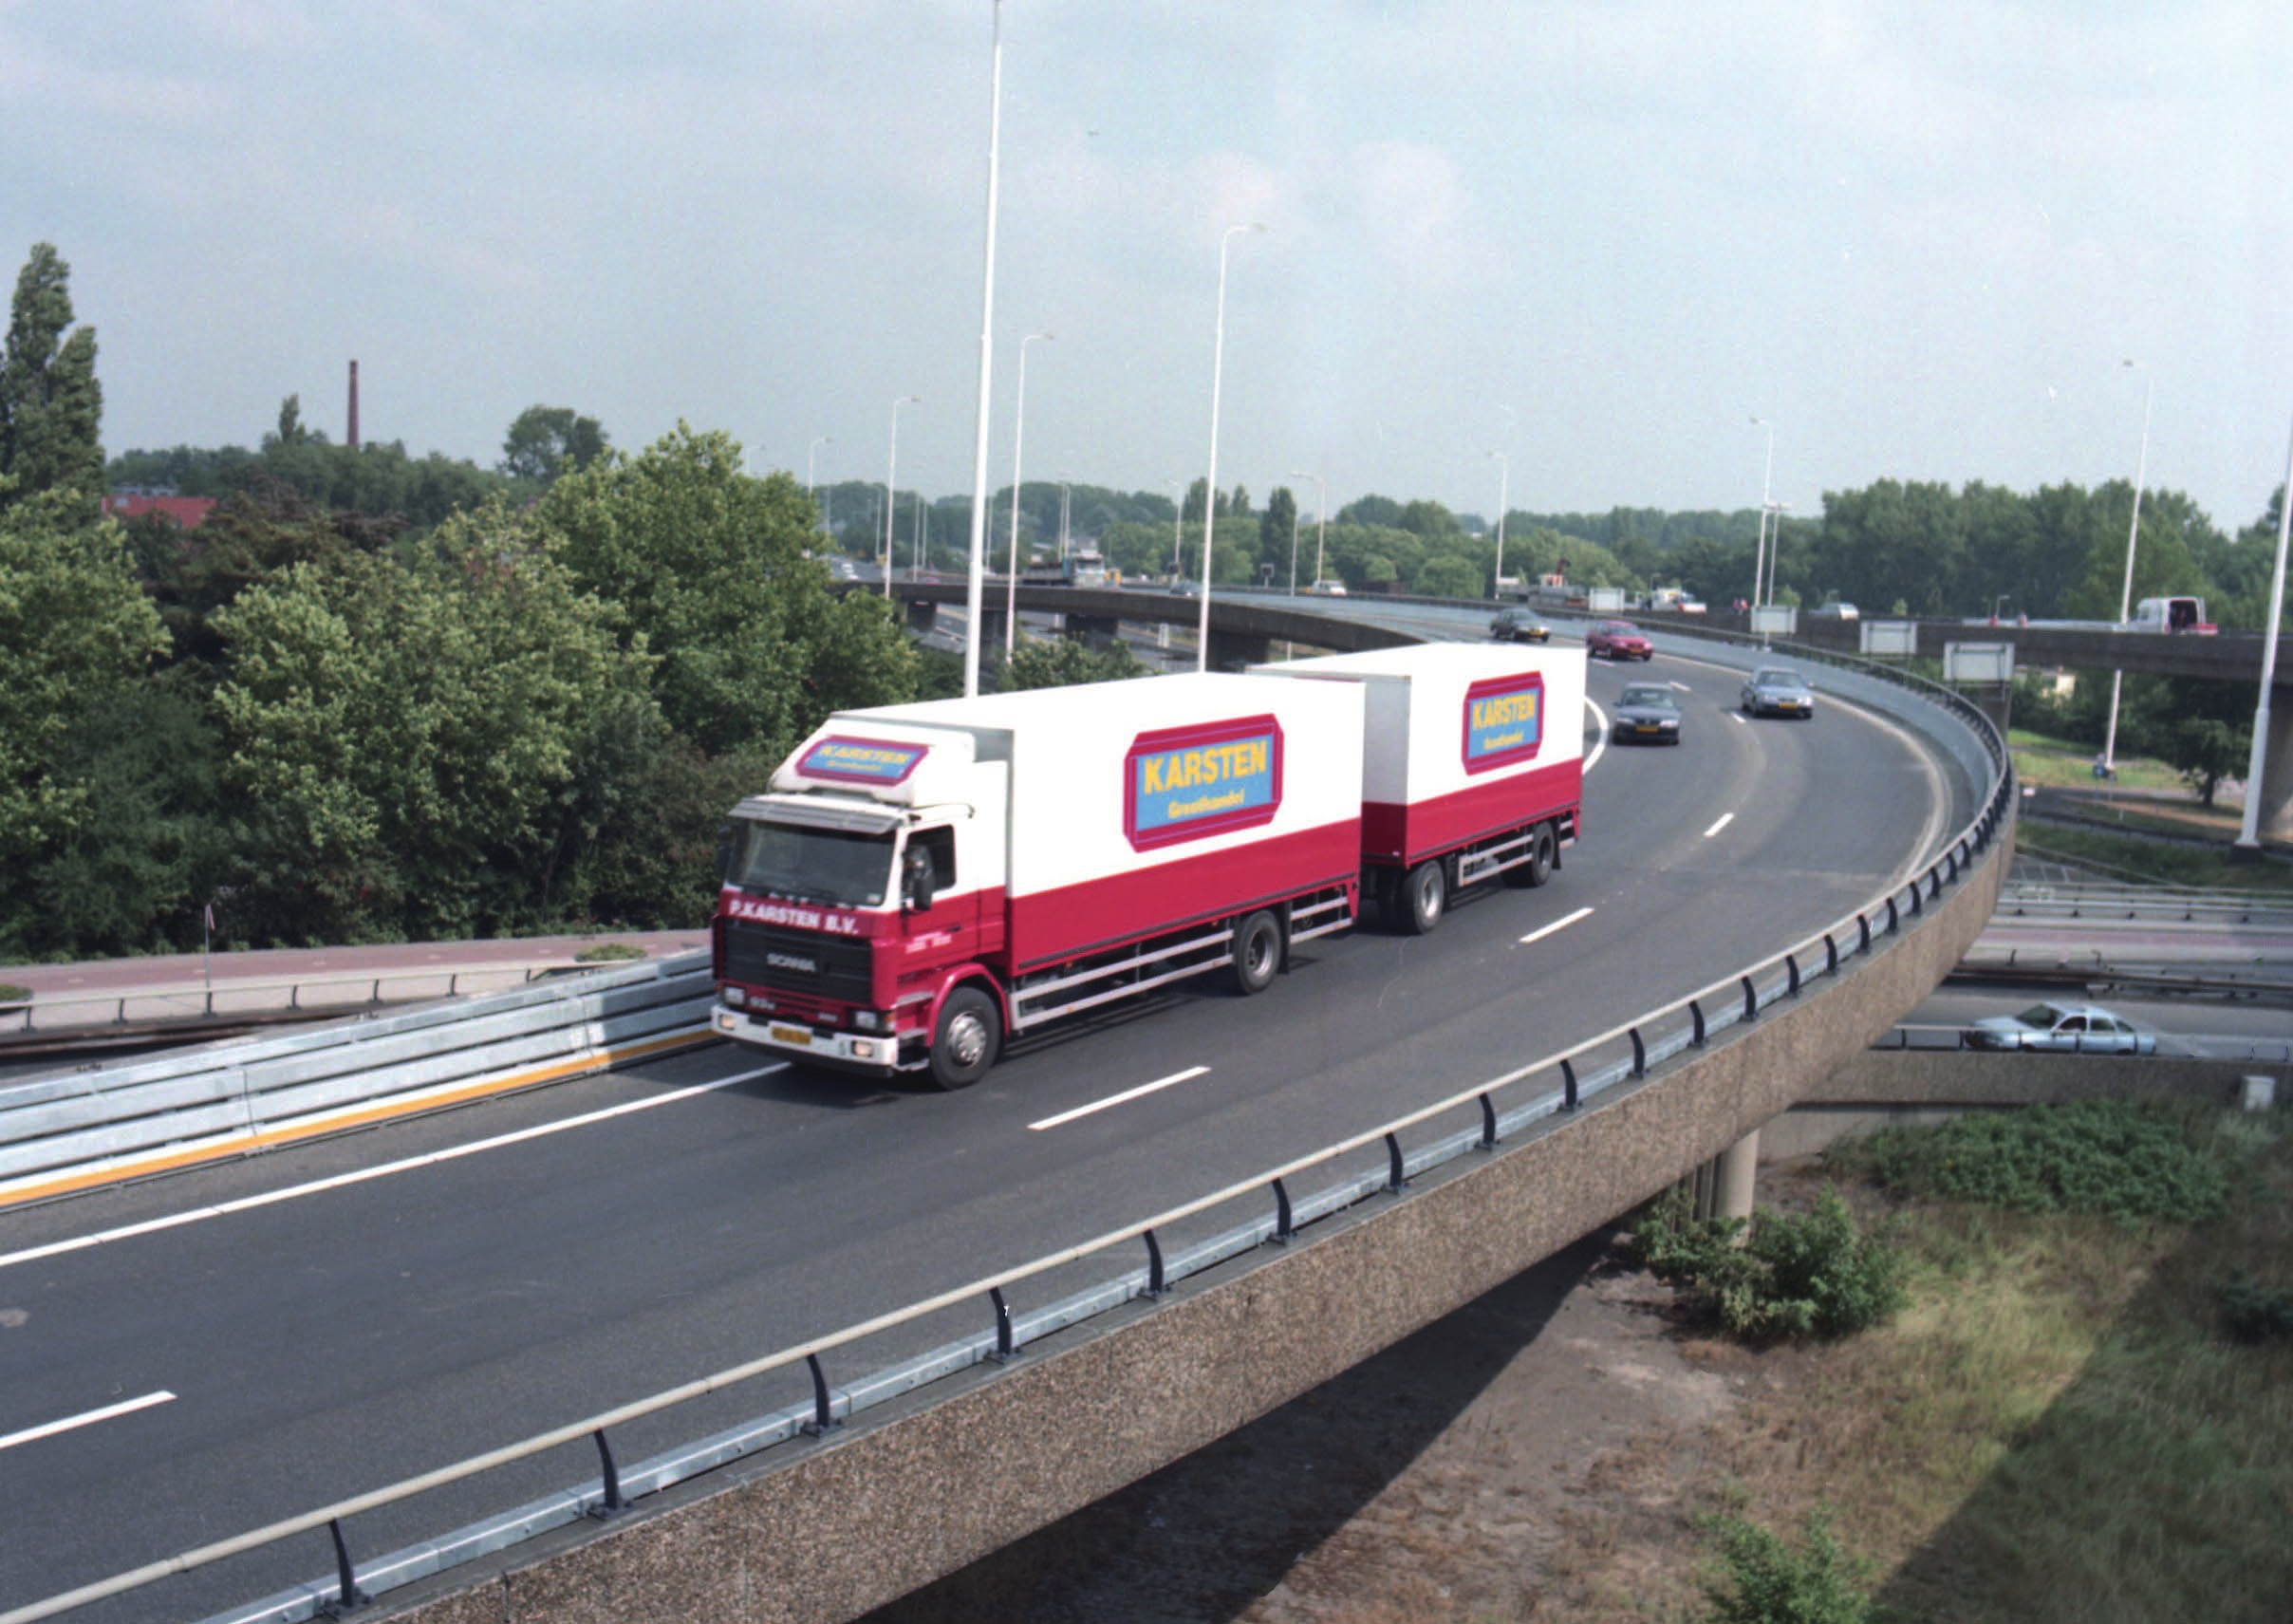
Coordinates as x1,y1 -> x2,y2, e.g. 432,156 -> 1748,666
1856,912 -> 1871,952
1689,999 -> 1706,1047
802,1353 -> 839,1435
1629,1027 -> 1647,1077
1910,884 -> 1924,918
1823,933 -> 1838,975
1271,1177 -> 1296,1243
1384,1131 -> 1407,1193
1740,975 -> 1757,1021
1946,849 -> 1959,884
1929,868 -> 1944,902
325,1518 -> 371,1614
1140,1228 -> 1166,1297
1785,954 -> 1801,997
986,1286 -> 1016,1363
1478,1092 -> 1499,1149
588,1429 -> 628,1518
1887,896 -> 1901,933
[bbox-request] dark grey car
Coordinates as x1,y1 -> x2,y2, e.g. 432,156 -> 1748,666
1740,665 -> 1816,718
1611,682 -> 1682,744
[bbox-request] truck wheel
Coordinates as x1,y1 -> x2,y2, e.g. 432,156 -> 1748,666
1230,910 -> 1283,995
1402,860 -> 1445,935
928,987 -> 1000,1091
1505,824 -> 1556,888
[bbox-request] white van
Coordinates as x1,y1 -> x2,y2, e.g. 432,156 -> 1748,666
2130,596 -> 2213,634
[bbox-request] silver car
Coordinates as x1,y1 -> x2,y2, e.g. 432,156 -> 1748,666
1740,666 -> 1816,719
1611,682 -> 1682,745
1967,1001 -> 2157,1055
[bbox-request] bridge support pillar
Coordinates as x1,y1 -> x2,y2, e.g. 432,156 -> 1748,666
2248,700 -> 2293,844
1715,1129 -> 1760,1222
975,605 -> 1008,653
1207,628 -> 1272,672
904,599 -> 938,632
1063,613 -> 1120,651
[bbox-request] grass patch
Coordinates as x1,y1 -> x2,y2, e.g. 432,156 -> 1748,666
2008,728 -> 2185,793
1698,1505 -> 1876,1624
0,982 -> 28,1004
573,942 -> 648,963
2015,824 -> 2293,892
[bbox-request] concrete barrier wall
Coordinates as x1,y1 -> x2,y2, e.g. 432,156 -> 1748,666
380,818 -> 2008,1624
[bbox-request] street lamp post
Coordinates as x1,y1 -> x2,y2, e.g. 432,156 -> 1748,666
1167,479 -> 1185,574
1489,450 -> 1509,600
2236,412 -> 2293,851
1058,480 -> 1072,560
1762,500 -> 1791,607
1749,417 -> 1776,608
1198,221 -> 1266,670
1003,330 -> 1053,660
1287,469 -> 1326,592
2101,361 -> 2154,775
1993,593 -> 2011,624
883,394 -> 919,598
806,436 -> 831,496
958,0 -> 1006,697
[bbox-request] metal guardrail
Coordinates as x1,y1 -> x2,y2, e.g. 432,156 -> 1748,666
0,626 -> 2015,1624
0,960 -> 642,1038
1991,882 -> 2293,928
0,954 -> 713,1203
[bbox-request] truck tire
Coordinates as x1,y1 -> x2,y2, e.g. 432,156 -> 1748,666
1402,860 -> 1445,935
928,986 -> 1000,1091
1504,823 -> 1556,888
1230,909 -> 1283,995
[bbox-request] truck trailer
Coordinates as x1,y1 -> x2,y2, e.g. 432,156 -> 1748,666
1249,643 -> 1585,933
711,646 -> 1584,1088
711,673 -> 1366,1088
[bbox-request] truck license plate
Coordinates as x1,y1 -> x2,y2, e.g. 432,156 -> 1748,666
769,1024 -> 812,1047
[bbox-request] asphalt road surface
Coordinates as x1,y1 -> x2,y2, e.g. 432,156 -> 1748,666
0,616 -> 1976,1621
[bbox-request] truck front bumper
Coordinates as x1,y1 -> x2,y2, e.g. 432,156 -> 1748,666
713,1005 -> 902,1073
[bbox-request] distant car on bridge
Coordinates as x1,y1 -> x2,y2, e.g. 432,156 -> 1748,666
1966,1001 -> 2157,1055
2131,595 -> 2215,634
1489,607 -> 1551,643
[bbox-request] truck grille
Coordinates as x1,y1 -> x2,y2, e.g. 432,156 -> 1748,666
721,919 -> 875,1006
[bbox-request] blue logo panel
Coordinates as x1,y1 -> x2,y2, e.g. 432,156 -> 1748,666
1462,675 -> 1543,773
1124,717 -> 1284,849
799,736 -> 929,785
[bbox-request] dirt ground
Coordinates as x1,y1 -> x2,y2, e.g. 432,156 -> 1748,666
867,1223 -> 1762,1624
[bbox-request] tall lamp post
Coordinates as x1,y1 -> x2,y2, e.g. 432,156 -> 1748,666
806,436 -> 831,496
882,394 -> 919,598
1762,500 -> 1791,607
1287,469 -> 1326,592
1003,329 -> 1053,659
958,0 -> 1007,696
1167,479 -> 1186,575
1488,450 -> 1509,600
1197,221 -> 1266,669
2100,360 -> 2153,775
2235,412 -> 2293,851
1749,416 -> 1775,609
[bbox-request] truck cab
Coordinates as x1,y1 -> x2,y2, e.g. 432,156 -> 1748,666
712,728 -> 1008,1081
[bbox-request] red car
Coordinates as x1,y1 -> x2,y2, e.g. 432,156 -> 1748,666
1586,620 -> 1653,661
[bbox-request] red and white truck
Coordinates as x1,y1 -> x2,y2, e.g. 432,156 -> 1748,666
711,645 -> 1585,1088
1250,643 -> 1585,933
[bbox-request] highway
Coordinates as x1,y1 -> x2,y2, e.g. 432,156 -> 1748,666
0,608 -> 1977,1621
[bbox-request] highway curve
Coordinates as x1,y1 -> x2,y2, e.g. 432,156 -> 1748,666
0,611 -> 1979,1622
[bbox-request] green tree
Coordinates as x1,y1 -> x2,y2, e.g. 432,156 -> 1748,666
0,491 -> 169,904
212,508 -> 655,943
0,243 -> 105,514
1005,634 -> 1148,690
501,404 -> 610,484
1415,555 -> 1482,598
538,424 -> 915,758
1259,484 -> 1297,574
270,394 -> 312,448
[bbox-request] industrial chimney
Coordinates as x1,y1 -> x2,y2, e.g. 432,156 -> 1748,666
346,360 -> 361,451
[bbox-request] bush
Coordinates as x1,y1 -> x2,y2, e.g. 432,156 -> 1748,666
1700,1505 -> 1875,1624
0,982 -> 27,1004
573,943 -> 647,963
2216,1267 -> 2293,1344
1848,1098 -> 2230,1226
1632,1185 -> 1907,1340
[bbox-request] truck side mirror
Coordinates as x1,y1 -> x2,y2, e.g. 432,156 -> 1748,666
903,849 -> 935,914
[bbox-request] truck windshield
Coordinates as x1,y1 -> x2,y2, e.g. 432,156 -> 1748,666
727,820 -> 895,907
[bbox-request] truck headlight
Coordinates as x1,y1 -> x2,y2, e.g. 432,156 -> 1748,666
723,987 -> 748,1009
854,1010 -> 883,1033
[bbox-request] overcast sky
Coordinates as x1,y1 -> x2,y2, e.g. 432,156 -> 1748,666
5,1 -> 2286,530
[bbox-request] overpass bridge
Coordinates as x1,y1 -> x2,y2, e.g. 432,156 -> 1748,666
0,595 -> 2009,1624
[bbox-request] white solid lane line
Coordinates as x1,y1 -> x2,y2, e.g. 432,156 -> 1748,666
0,1064 -> 789,1274
0,1391 -> 176,1453
1704,812 -> 1735,838
1519,905 -> 1594,947
1728,713 -> 1747,726
1669,681 -> 1692,692
1029,1066 -> 1210,1131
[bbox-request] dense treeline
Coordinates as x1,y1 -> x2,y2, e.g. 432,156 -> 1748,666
7,236 -> 2289,960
